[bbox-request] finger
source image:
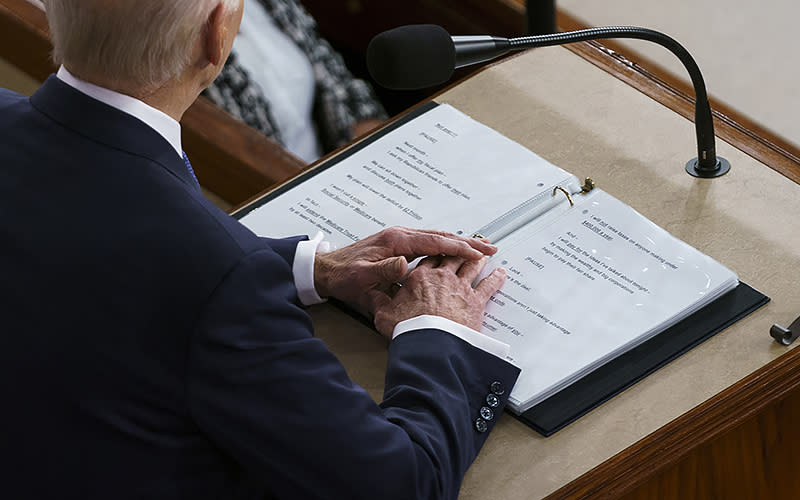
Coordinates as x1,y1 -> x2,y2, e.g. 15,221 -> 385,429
438,256 -> 465,272
369,294 -> 397,340
428,231 -> 497,258
401,236 -> 485,261
387,228 -> 496,261
417,254 -> 442,268
373,256 -> 408,284
457,256 -> 489,281
465,235 -> 499,256
364,288 -> 392,318
474,267 -> 507,302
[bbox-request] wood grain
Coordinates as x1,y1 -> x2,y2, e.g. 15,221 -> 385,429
541,342 -> 800,499
620,390 -> 800,499
0,0 -> 52,81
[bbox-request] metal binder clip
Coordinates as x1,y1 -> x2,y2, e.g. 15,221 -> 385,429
770,315 -> 800,346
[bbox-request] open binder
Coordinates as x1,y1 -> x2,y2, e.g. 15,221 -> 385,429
234,102 -> 769,436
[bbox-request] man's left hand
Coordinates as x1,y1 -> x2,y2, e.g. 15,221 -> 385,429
313,226 -> 497,315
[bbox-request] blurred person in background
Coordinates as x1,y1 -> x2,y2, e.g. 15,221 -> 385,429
205,0 -> 386,162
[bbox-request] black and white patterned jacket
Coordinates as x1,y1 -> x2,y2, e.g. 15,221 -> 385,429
203,0 -> 387,154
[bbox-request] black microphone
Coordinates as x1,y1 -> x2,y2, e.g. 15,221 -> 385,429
367,24 -> 729,178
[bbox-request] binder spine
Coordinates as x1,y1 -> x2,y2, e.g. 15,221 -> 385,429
473,176 -> 581,242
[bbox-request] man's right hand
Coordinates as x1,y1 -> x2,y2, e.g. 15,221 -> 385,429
313,226 -> 497,317
371,254 -> 506,338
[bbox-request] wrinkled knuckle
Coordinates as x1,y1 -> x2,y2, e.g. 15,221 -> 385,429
375,314 -> 393,337
384,226 -> 403,239
433,268 -> 450,279
376,227 -> 399,246
404,271 -> 422,287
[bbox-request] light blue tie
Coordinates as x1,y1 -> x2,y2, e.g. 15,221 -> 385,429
181,151 -> 199,185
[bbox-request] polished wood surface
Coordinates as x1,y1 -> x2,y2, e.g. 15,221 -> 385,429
0,0 -> 307,206
548,333 -> 800,499
621,386 -> 800,499
0,0 -> 51,81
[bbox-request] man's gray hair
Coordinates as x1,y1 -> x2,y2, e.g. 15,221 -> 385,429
42,0 -> 239,89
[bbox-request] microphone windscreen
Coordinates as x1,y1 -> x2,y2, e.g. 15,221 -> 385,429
367,25 -> 455,90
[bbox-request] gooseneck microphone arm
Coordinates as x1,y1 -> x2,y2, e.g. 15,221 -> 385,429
495,26 -> 727,177
367,25 -> 729,178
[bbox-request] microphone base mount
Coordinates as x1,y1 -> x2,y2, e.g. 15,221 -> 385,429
685,157 -> 730,178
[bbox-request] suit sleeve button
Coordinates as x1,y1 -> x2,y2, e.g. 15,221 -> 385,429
490,381 -> 505,395
486,393 -> 500,408
480,406 -> 494,421
474,418 -> 488,433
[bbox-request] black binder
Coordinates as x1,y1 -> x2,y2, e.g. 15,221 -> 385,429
234,101 -> 770,437
516,282 -> 768,436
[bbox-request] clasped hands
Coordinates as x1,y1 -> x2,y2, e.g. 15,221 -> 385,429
313,226 -> 506,338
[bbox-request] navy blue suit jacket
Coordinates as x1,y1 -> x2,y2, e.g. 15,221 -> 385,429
0,77 -> 520,499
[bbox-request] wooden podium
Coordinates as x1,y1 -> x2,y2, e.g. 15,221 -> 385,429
301,42 -> 800,500
4,1 -> 800,497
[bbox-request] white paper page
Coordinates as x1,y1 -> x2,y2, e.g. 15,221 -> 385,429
478,190 -> 738,411
239,104 -> 576,247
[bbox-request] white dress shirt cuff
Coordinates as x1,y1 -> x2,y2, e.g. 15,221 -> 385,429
392,315 -> 510,360
293,232 -> 330,306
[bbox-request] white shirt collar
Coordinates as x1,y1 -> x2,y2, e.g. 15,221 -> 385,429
56,66 -> 183,158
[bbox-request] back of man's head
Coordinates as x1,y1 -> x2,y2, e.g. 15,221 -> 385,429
42,0 -> 239,91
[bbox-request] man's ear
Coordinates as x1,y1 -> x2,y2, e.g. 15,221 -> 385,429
203,3 -> 227,66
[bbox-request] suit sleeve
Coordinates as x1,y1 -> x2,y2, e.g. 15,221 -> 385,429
258,235 -> 304,265
187,247 -> 520,500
